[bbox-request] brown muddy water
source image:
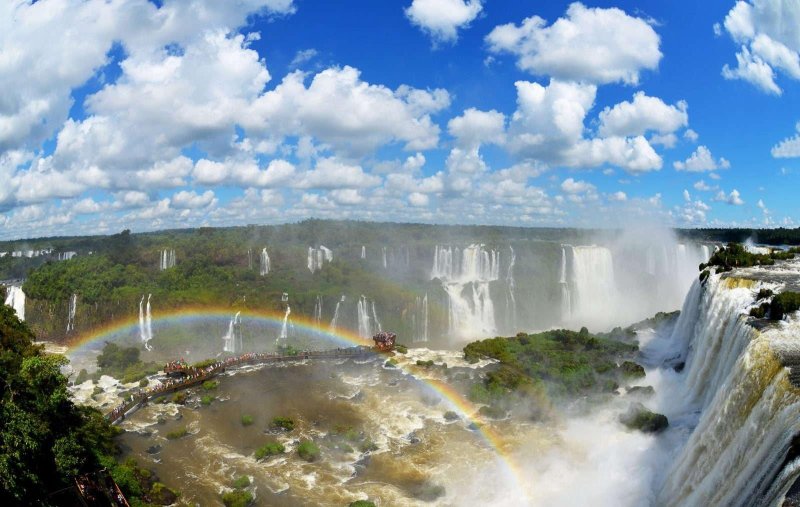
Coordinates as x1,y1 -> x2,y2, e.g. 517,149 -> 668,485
100,350 -> 550,506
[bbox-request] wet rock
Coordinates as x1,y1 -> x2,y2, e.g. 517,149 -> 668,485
626,385 -> 655,397
146,444 -> 162,455
619,361 -> 646,379
620,402 -> 668,434
443,411 -> 460,421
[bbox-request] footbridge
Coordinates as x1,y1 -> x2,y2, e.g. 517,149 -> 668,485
106,346 -> 378,424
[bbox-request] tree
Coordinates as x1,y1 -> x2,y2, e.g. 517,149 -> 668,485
0,305 -> 118,505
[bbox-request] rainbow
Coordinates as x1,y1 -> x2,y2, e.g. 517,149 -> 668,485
67,306 -> 530,499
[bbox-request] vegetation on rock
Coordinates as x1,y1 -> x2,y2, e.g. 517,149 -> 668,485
221,489 -> 254,507
297,440 -> 321,462
270,416 -> 295,432
255,441 -> 285,460
620,403 -> 669,433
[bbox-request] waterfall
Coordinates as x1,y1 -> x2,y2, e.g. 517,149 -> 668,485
702,244 -> 711,261
248,248 -> 253,270
357,295 -> 372,339
138,294 -> 153,351
66,293 -> 77,333
432,244 -> 500,339
4,286 -> 25,321
313,295 -> 323,324
278,306 -> 291,343
222,311 -> 242,354
506,246 -> 517,328
330,295 -> 345,330
560,245 -> 616,329
260,248 -> 271,276
160,249 -> 175,270
371,301 -> 382,333
361,245 -> 366,259
382,247 -> 387,269
560,246 -> 572,318
308,245 -> 333,273
413,294 -> 429,342
658,271 -> 800,506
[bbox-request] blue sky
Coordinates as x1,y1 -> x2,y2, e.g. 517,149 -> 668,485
1,0 -> 799,239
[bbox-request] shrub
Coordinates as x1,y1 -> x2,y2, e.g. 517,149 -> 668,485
202,380 -> 219,391
270,416 -> 295,432
770,292 -> 800,320
193,359 -> 216,369
200,395 -> 213,406
75,368 -> 90,384
171,392 -> 187,404
619,361 -> 645,379
221,489 -> 254,507
232,476 -> 250,489
620,403 -> 668,433
165,427 -> 188,440
255,441 -> 285,460
394,344 -> 408,354
297,440 -> 321,462
139,378 -> 149,388
416,359 -> 434,368
384,358 -> 398,368
350,502 -> 376,507
443,411 -> 459,421
240,414 -> 254,426
359,440 -> 378,453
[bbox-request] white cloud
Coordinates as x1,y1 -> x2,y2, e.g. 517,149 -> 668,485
674,146 -> 731,172
486,2 -> 661,85
289,49 -> 318,69
693,180 -> 716,191
683,189 -> 691,202
650,133 -> 678,148
714,188 -> 745,205
405,0 -> 483,44
247,66 -> 450,155
408,192 -> 430,207
720,0 -> 800,94
598,92 -> 688,138
608,191 -> 627,202
295,158 -> 381,189
561,178 -> 595,194
448,108 -> 506,148
772,122 -> 800,158
171,190 -> 216,209
683,129 -> 699,142
329,188 -> 364,205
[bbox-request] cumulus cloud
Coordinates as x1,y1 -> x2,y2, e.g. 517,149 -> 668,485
719,0 -> 800,95
561,178 -> 595,194
171,190 -> 216,209
405,0 -> 483,43
295,158 -> 381,189
597,92 -> 688,138
714,189 -> 745,205
674,146 -> 731,172
771,121 -> 800,158
608,191 -> 628,202
486,3 -> 661,85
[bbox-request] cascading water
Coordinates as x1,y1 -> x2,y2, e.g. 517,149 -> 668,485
371,301 -> 382,333
4,285 -> 25,321
382,247 -> 387,269
222,311 -> 242,354
138,294 -> 153,350
313,295 -> 323,324
361,246 -> 366,259
561,245 -> 617,329
560,245 -> 572,318
160,249 -> 176,270
431,244 -> 500,340
66,293 -> 77,333
260,248 -> 271,276
308,246 -> 333,273
357,295 -> 372,339
278,305 -> 291,343
506,246 -> 517,328
412,294 -> 429,342
657,268 -> 800,506
330,295 -> 345,330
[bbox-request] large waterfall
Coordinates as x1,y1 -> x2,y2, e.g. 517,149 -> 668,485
330,295 -> 345,330
278,305 -> 291,343
260,248 -> 271,276
431,244 -> 500,340
4,286 -> 25,321
561,245 -> 618,328
412,294 -> 429,342
313,295 -> 323,324
138,294 -> 153,350
66,293 -> 77,333
656,269 -> 800,506
357,295 -> 372,339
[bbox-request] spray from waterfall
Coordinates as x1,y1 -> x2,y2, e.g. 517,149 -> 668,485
260,248 -> 271,276
4,286 -> 25,321
66,293 -> 77,333
330,295 -> 345,330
